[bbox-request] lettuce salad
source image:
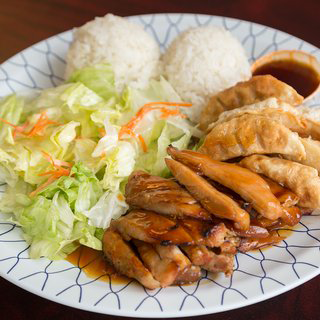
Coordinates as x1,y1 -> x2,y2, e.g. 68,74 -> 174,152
0,64 -> 201,259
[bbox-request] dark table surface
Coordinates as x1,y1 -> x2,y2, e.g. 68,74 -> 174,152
0,0 -> 319,319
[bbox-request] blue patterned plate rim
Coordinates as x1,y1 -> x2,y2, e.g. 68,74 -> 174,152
0,13 -> 319,318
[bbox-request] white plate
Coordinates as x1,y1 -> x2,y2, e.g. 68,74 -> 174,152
0,13 -> 320,318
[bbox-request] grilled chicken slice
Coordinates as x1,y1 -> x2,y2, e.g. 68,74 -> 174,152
102,229 -> 160,289
154,245 -> 191,270
111,210 -> 194,245
168,147 -> 284,220
133,240 -> 179,287
262,176 -> 299,207
154,245 -> 202,285
233,225 -> 269,238
174,265 -> 202,285
178,218 -> 237,248
165,158 -> 250,230
182,245 -> 234,276
125,170 -> 211,220
238,232 -> 285,252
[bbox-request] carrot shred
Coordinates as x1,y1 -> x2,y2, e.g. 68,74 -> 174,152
30,151 -> 72,197
38,167 -> 70,177
138,134 -> 147,153
29,175 -> 57,198
0,117 -> 28,138
142,101 -> 192,108
0,111 -> 59,140
25,112 -> 59,137
41,151 -> 72,168
0,118 -> 19,128
98,128 -> 106,138
13,122 -> 29,139
118,101 -> 191,152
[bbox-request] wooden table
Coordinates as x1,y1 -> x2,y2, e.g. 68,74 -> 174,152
0,1 -> 319,319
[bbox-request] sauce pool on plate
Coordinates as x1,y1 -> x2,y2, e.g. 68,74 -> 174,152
66,246 -> 129,284
253,59 -> 320,98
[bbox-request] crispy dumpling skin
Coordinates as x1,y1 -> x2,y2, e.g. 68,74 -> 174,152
209,97 -> 320,141
292,105 -> 320,140
199,75 -> 303,131
209,97 -> 307,132
302,119 -> 320,140
285,138 -> 320,172
240,154 -> 320,209
199,114 -> 306,161
208,98 -> 320,140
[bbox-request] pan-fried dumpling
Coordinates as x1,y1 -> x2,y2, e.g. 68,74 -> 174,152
199,75 -> 303,131
211,98 -> 320,142
294,105 -> 320,140
209,98 -> 320,141
302,119 -> 320,140
208,97 -> 307,133
240,154 -> 320,209
285,138 -> 320,172
199,114 -> 306,161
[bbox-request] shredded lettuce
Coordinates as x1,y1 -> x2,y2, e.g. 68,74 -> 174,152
67,64 -> 118,101
0,148 -> 18,187
0,94 -> 24,145
0,64 -> 202,260
101,141 -> 136,191
1,163 -> 105,259
83,191 -> 128,228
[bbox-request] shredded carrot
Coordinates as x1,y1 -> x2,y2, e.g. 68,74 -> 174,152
30,151 -> 73,197
118,101 -> 192,152
0,118 -> 19,128
0,117 -> 28,138
25,112 -> 59,137
41,151 -> 72,168
0,111 -> 59,140
38,167 -> 70,177
98,128 -> 106,138
138,134 -> 147,153
159,108 -> 187,119
141,101 -> 192,108
13,122 -> 29,139
117,193 -> 125,201
29,176 -> 57,198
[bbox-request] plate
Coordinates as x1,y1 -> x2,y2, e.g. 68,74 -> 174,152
0,13 -> 320,318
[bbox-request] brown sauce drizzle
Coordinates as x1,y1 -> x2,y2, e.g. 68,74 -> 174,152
66,246 -> 129,284
66,228 -> 294,282
253,59 -> 320,98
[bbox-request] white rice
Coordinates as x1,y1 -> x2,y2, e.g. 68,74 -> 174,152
65,14 -> 161,92
162,26 -> 252,123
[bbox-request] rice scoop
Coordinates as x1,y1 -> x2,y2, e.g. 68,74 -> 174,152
65,14 -> 161,92
162,26 -> 251,123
